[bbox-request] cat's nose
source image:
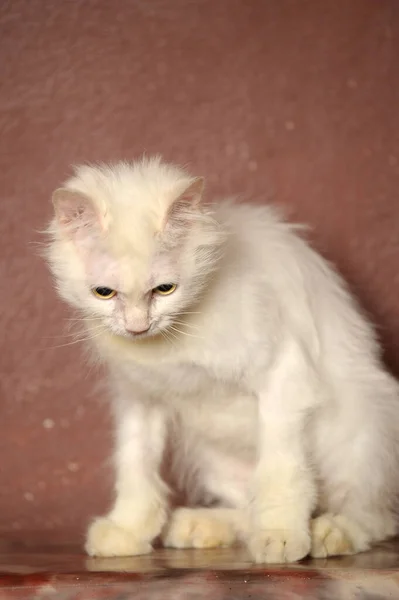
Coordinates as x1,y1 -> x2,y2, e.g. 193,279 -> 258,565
127,326 -> 150,335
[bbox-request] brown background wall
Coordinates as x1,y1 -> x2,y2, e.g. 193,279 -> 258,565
0,0 -> 398,546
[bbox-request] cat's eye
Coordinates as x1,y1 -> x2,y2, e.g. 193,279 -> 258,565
92,287 -> 117,299
153,283 -> 177,296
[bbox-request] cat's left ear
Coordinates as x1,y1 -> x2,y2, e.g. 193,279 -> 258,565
177,177 -> 204,208
162,177 -> 205,232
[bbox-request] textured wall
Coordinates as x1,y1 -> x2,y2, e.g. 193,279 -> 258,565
0,0 -> 398,545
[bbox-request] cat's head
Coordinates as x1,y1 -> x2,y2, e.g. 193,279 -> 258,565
46,156 -> 225,340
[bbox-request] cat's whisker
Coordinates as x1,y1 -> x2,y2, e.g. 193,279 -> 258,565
65,316 -> 102,322
48,323 -> 106,340
29,241 -> 48,249
42,338 -> 97,350
43,326 -> 107,349
159,328 -> 177,348
164,326 -> 182,345
78,324 -> 109,335
44,333 -> 82,340
45,329 -> 86,340
164,327 -> 179,342
172,319 -> 200,330
168,325 -> 202,340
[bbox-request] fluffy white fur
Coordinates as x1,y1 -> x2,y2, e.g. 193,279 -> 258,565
46,156 -> 399,563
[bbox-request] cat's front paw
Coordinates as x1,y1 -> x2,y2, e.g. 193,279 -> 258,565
162,508 -> 237,549
248,528 -> 311,564
310,514 -> 370,558
85,517 -> 153,557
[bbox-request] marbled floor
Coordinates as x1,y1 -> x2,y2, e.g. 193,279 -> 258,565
1,540 -> 399,599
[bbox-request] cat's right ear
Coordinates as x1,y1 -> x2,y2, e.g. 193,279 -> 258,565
52,188 -> 105,237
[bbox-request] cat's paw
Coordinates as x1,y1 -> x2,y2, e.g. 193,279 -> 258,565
248,528 -> 311,563
85,517 -> 153,557
162,508 -> 237,549
310,514 -> 369,558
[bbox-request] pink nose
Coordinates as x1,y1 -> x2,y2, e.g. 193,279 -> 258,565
127,326 -> 150,335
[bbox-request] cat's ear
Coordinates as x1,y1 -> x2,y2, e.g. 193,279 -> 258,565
175,177 -> 204,209
162,177 -> 204,234
52,188 -> 106,237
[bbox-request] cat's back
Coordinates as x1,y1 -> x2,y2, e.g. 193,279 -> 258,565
213,198 -> 380,369
213,199 -> 311,268
214,199 -> 294,245
212,198 -> 314,301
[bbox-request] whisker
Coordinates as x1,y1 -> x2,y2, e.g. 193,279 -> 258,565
172,319 -> 200,330
42,327 -> 107,349
164,327 -> 180,343
65,316 -> 102,322
45,323 -> 105,340
168,325 -> 202,340
160,328 -> 177,348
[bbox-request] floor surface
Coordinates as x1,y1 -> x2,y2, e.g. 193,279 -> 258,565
2,539 -> 399,599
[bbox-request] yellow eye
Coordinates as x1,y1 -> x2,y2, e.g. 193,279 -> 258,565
153,283 -> 177,296
92,287 -> 117,299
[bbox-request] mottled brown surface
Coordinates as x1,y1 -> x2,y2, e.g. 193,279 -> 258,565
2,542 -> 399,599
0,0 -> 398,546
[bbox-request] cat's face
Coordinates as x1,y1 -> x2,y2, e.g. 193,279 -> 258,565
46,159 -> 224,341
65,240 -> 199,340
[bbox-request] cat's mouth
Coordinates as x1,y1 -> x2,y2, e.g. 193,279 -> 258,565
111,320 -> 168,341
122,323 -> 160,340
125,329 -> 153,340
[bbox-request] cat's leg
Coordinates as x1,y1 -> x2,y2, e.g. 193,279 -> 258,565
163,430 -> 251,549
162,507 -> 241,549
86,399 -> 169,557
310,378 -> 399,558
248,337 -> 319,563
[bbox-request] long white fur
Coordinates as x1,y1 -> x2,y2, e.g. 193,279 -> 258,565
46,155 -> 399,563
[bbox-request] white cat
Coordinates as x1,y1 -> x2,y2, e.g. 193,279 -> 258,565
45,156 -> 399,563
